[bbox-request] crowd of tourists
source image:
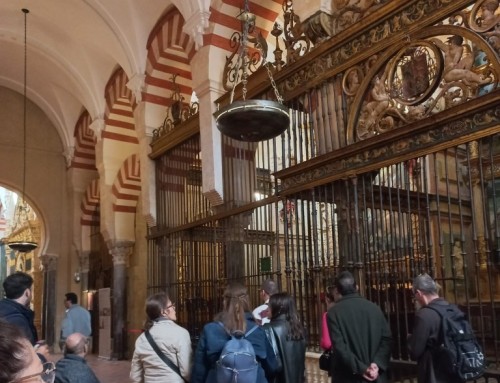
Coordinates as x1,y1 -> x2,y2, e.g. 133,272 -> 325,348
0,270 -> 482,383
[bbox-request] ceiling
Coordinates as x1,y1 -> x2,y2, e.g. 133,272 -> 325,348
0,0 -> 204,153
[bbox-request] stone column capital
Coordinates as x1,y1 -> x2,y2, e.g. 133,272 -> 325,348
182,10 -> 211,50
126,74 -> 146,103
108,241 -> 134,266
89,117 -> 105,142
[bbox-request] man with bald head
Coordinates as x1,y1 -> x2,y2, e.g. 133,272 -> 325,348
55,332 -> 101,383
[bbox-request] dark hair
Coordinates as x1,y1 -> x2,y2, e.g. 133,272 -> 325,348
218,283 -> 250,334
144,292 -> 170,330
325,285 -> 335,302
3,272 -> 33,299
334,271 -> 357,296
65,292 -> 78,304
268,292 -> 305,340
262,279 -> 278,295
0,319 -> 32,383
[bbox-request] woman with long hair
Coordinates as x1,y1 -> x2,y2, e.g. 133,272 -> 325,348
191,283 -> 278,383
263,292 -> 306,383
130,292 -> 192,383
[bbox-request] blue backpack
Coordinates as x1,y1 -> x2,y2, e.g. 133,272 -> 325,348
216,322 -> 259,383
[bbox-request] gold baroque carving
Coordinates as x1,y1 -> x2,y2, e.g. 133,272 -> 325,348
331,0 -> 386,35
281,106 -> 500,191
279,0 -> 467,96
348,23 -> 499,145
469,0 -> 500,33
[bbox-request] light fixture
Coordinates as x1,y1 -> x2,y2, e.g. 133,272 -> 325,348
7,9 -> 38,254
214,0 -> 290,142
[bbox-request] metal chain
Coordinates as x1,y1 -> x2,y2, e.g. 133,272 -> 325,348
262,57 -> 283,104
230,0 -> 284,105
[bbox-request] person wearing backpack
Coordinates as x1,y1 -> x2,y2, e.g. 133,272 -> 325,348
408,273 -> 484,383
263,292 -> 306,383
191,283 -> 279,383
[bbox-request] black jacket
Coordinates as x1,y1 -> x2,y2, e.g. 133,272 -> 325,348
0,298 -> 38,344
327,293 -> 392,383
264,314 -> 306,383
408,298 -> 462,383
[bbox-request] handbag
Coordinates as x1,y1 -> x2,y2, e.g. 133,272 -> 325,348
264,326 -> 283,373
145,330 -> 188,383
319,349 -> 333,371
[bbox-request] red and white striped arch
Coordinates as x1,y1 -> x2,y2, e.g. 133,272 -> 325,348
144,7 -> 196,109
205,0 -> 283,53
103,68 -> 138,145
112,154 -> 141,213
71,110 -> 96,170
81,178 -> 100,226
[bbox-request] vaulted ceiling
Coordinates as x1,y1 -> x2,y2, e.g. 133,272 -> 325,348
0,0 -> 210,153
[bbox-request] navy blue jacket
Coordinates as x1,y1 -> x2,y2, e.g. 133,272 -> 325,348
0,298 -> 38,344
55,354 -> 101,383
191,312 -> 278,383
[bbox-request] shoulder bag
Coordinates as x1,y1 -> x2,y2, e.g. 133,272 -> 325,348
144,330 -> 188,383
264,326 -> 283,373
319,348 -> 333,372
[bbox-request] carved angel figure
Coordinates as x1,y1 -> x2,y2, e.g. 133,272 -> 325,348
357,72 -> 396,139
430,35 -> 490,86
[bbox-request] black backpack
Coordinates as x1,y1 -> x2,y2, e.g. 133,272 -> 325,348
427,303 -> 485,382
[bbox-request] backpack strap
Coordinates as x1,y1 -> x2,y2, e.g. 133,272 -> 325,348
144,330 -> 188,383
217,321 -> 259,338
426,303 -> 474,341
245,324 -> 259,338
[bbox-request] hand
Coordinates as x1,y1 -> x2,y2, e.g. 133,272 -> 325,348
362,363 -> 379,381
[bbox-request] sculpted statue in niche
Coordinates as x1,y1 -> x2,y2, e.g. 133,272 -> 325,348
429,35 -> 491,86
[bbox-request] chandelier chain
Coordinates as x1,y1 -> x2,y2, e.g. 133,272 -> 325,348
22,8 -> 28,205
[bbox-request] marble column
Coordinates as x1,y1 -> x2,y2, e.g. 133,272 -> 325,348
40,254 -> 58,349
109,241 -> 133,360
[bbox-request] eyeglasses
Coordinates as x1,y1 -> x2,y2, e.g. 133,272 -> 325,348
10,362 -> 56,383
166,302 -> 175,310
